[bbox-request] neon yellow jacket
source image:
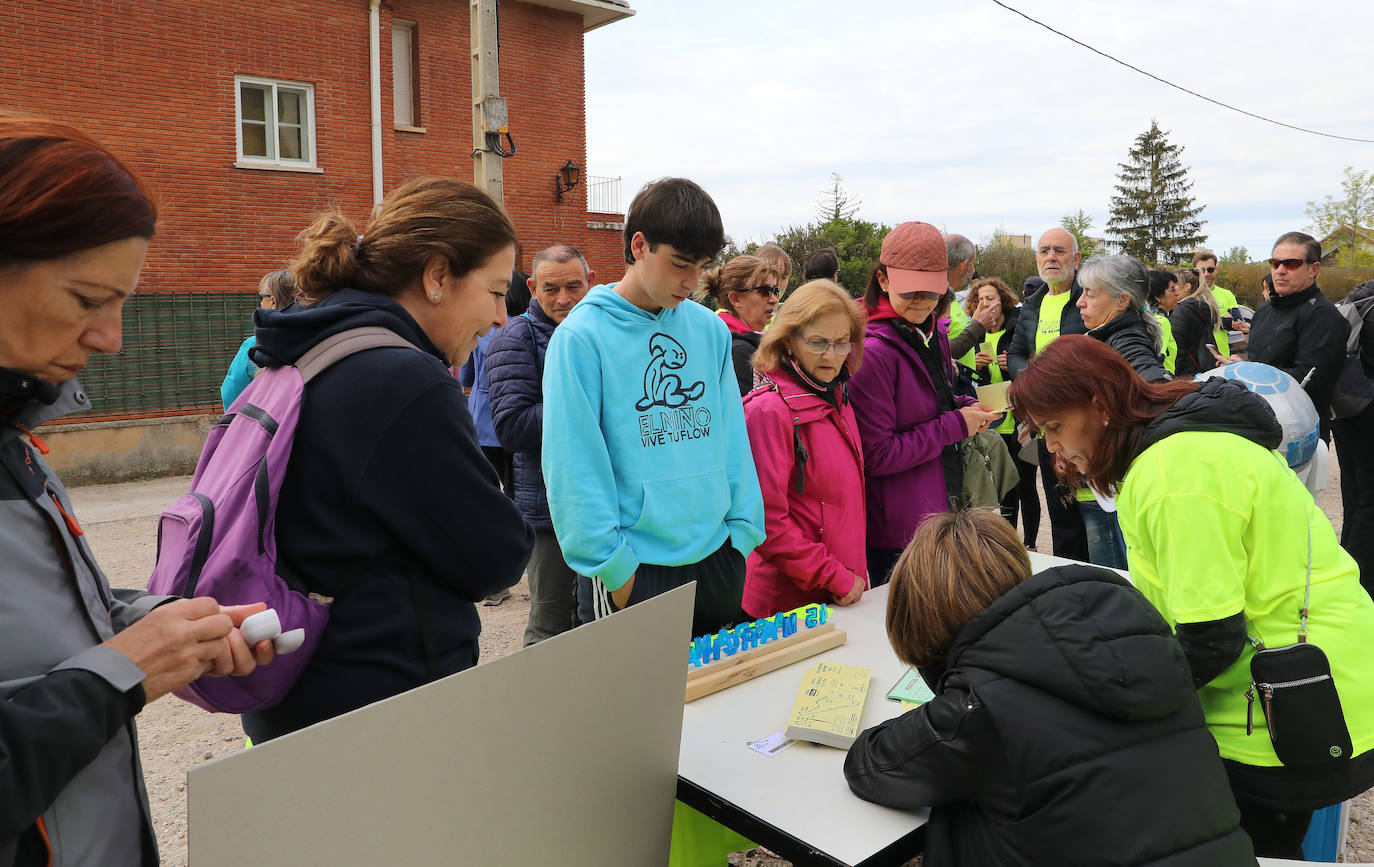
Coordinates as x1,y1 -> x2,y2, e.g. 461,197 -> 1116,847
1152,310 -> 1177,374
1212,285 -> 1239,352
1120,429 -> 1374,766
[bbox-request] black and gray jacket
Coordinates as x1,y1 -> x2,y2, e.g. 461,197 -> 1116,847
844,564 -> 1255,866
1,370 -> 171,866
1088,308 -> 1171,383
1005,280 -> 1086,379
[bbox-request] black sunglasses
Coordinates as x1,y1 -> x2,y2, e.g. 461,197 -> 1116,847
749,285 -> 782,298
1268,258 -> 1313,270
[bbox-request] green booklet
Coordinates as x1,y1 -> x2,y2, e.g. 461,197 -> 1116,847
886,668 -> 936,705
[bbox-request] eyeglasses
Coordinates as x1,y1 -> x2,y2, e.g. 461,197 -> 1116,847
749,285 -> 782,298
1268,258 -> 1312,270
798,337 -> 853,355
1201,266 -> 1217,274
258,293 -> 272,300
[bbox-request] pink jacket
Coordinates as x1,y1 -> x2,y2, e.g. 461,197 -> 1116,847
741,366 -> 866,618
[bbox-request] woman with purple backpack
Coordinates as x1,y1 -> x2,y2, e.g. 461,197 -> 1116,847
239,178 -> 534,743
0,115 -> 276,866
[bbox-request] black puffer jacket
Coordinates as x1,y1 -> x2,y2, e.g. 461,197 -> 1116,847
845,564 -> 1254,866
1089,308 -> 1171,382
1170,294 -> 1217,377
1005,280 -> 1086,379
487,299 -> 558,530
1248,284 -> 1350,428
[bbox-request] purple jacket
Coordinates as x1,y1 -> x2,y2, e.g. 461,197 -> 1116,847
849,312 -> 972,549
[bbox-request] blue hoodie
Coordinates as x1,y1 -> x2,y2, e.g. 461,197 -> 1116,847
542,284 -> 765,592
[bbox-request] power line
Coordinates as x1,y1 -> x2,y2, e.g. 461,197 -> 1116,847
990,0 -> 1374,145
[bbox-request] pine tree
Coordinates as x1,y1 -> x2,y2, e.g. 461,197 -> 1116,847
1106,121 -> 1207,264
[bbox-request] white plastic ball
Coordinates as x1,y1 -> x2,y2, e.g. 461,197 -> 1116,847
1194,362 -> 1319,468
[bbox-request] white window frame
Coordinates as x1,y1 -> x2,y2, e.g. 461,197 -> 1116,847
392,20 -> 420,129
234,75 -> 318,170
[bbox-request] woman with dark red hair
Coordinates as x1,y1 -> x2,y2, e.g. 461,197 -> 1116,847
0,115 -> 275,865
1009,334 -> 1374,858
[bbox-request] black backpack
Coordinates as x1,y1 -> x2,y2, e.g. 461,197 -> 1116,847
1329,286 -> 1374,419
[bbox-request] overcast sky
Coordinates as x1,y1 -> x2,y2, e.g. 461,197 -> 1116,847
584,0 -> 1374,261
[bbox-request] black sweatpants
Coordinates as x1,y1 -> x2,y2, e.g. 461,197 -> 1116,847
1237,802 -> 1312,859
577,541 -> 746,638
1332,404 -> 1374,601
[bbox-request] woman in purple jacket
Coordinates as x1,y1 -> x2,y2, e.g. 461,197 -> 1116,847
848,222 -> 1001,584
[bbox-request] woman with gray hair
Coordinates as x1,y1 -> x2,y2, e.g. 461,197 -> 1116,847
221,269 -> 297,410
1075,255 -> 1171,384
1071,255 -> 1170,570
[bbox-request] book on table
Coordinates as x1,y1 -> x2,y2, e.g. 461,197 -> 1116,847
784,661 -> 872,749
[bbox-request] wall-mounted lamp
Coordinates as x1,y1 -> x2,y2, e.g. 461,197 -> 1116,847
554,159 -> 581,202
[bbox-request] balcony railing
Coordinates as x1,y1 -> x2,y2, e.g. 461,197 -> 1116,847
586,175 -> 622,215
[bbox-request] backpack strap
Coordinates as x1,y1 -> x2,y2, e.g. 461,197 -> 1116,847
294,326 -> 421,382
1345,295 -> 1374,353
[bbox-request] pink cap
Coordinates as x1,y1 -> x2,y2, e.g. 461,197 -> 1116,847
880,221 -> 948,296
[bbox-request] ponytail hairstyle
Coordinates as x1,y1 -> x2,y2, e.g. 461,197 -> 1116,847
1175,266 -> 1217,326
292,177 -> 517,304
699,254 -> 779,315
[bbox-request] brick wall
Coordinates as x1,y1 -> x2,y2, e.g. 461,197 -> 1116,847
1,0 -> 625,297
496,1 -> 624,280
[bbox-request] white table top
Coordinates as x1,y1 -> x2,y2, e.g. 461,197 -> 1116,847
677,550 -> 1080,865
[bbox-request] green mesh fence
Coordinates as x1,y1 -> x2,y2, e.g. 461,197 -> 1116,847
66,292 -> 259,422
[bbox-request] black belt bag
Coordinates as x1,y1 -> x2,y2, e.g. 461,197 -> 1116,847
1244,508 -> 1352,767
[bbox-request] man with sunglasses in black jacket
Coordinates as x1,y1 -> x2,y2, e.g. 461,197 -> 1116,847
1220,232 -> 1348,443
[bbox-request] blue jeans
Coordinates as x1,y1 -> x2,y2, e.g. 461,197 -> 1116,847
1080,501 -> 1128,570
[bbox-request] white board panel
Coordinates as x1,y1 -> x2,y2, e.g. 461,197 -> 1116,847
189,583 -> 695,866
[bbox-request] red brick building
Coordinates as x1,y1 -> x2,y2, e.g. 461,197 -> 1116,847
2,0 -> 632,422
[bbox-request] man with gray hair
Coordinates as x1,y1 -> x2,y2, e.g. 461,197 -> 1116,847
486,245 -> 596,644
945,233 -> 1000,360
1006,227 -> 1089,560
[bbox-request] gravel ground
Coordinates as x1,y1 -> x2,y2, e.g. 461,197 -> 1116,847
73,451 -> 1368,865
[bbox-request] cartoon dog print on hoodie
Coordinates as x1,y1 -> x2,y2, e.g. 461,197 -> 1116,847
635,333 -> 706,411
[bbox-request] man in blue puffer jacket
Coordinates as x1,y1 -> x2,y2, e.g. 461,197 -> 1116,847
488,246 -> 596,645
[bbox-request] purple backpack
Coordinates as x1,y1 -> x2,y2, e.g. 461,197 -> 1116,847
147,327 -> 418,713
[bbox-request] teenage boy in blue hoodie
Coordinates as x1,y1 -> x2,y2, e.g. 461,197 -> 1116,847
542,178 -> 766,638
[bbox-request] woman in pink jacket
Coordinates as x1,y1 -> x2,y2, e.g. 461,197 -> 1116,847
742,280 -> 870,618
